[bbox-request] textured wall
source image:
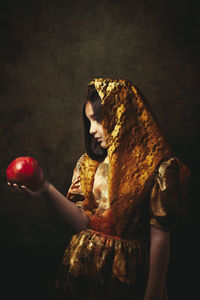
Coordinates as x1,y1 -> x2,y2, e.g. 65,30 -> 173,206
0,0 -> 199,299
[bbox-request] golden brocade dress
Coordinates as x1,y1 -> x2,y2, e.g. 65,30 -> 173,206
55,153 -> 189,300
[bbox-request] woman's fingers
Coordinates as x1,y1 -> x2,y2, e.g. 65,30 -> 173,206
7,180 -> 48,197
20,185 -> 30,192
20,185 -> 38,196
13,183 -> 25,193
7,182 -> 17,192
8,182 -> 28,194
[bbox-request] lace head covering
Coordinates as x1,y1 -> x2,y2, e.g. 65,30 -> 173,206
80,78 -> 172,236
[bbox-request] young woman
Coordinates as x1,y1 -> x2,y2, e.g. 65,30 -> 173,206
8,78 -> 190,300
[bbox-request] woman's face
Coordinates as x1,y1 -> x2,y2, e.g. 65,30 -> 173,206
85,101 -> 107,149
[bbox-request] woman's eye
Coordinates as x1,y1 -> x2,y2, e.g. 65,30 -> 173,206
94,117 -> 101,123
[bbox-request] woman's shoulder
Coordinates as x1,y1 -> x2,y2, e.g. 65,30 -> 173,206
155,156 -> 190,190
75,152 -> 99,171
76,153 -> 86,170
157,157 -> 179,176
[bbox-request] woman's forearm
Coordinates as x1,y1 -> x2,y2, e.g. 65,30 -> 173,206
43,181 -> 89,232
144,226 -> 170,300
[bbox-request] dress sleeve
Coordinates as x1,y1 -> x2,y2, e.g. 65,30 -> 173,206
66,156 -> 85,209
149,157 -> 190,231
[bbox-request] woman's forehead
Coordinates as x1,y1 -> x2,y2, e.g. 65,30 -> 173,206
85,101 -> 94,118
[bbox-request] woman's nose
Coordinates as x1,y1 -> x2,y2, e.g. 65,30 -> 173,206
89,122 -> 97,135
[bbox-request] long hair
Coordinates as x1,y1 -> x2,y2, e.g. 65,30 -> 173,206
82,86 -> 107,162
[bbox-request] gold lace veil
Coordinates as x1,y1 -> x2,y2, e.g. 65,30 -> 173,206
79,78 -> 172,237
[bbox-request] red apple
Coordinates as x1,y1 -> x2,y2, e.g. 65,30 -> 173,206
6,156 -> 44,190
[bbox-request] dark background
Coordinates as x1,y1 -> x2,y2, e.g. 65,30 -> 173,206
0,0 -> 199,299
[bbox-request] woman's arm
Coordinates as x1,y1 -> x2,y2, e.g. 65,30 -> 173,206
8,180 -> 89,233
43,181 -> 89,232
143,226 -> 170,300
44,181 -> 89,232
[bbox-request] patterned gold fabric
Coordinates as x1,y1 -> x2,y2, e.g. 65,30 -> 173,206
79,78 -> 179,237
56,78 -> 190,300
150,157 -> 190,231
57,229 -> 149,300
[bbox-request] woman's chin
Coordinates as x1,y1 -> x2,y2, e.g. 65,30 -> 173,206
100,141 -> 107,149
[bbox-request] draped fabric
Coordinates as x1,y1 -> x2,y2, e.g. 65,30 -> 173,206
57,229 -> 149,300
79,78 -> 188,237
55,78 -> 190,300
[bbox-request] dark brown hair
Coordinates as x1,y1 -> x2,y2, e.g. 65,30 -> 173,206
83,86 -> 107,162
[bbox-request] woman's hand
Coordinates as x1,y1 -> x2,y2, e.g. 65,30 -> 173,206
7,179 -> 49,197
7,179 -> 89,232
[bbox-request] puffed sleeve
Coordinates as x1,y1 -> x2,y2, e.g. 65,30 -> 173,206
66,155 -> 85,208
149,157 -> 190,231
